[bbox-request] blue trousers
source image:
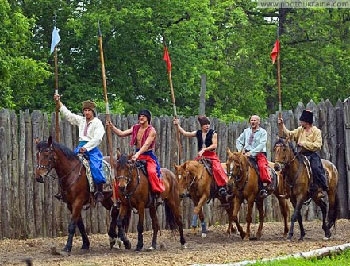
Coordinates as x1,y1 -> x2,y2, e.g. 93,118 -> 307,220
74,142 -> 106,184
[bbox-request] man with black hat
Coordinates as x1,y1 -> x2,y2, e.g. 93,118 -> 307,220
53,94 -> 106,202
106,110 -> 165,202
173,116 -> 229,198
278,109 -> 329,198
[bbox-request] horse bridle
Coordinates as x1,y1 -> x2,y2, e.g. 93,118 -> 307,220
116,160 -> 141,196
36,147 -> 56,179
36,146 -> 83,182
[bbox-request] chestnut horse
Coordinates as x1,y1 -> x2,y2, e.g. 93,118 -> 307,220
273,137 -> 339,240
226,148 -> 290,240
35,136 -> 125,253
174,159 -> 235,237
115,153 -> 186,251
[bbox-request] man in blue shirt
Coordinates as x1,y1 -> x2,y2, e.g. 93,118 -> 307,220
236,115 -> 271,198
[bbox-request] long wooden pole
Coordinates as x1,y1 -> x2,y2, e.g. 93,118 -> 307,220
54,47 -> 60,142
98,23 -> 117,205
164,44 -> 182,164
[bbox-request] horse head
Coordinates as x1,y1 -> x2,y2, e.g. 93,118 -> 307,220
35,136 -> 56,183
174,162 -> 190,198
273,137 -> 295,171
226,148 -> 245,182
115,153 -> 134,191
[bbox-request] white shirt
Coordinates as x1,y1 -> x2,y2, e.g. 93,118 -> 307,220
60,105 -> 105,151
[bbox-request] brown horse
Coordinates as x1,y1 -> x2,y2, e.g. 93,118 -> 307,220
273,137 -> 339,240
115,153 -> 186,251
35,136 -> 125,253
174,159 -> 235,237
226,148 -> 290,240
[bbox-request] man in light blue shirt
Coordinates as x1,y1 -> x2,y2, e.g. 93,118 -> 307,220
236,115 -> 270,198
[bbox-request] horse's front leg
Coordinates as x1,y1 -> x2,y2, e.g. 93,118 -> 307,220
149,205 -> 160,250
255,199 -> 265,240
62,205 -> 83,253
245,196 -> 256,240
136,205 -> 145,251
232,197 -> 245,239
76,215 -> 90,250
117,205 -> 132,249
277,197 -> 290,238
194,194 -> 208,214
108,204 -> 121,249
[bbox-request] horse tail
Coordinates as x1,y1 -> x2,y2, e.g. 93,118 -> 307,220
164,169 -> 179,230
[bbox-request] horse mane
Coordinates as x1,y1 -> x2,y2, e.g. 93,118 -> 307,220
119,153 -> 128,166
36,140 -> 77,160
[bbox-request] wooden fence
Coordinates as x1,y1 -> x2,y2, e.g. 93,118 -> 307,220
0,98 -> 349,239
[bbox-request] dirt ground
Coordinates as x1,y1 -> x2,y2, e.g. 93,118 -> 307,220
1,219 -> 350,266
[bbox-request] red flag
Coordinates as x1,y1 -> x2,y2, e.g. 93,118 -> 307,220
163,46 -> 172,73
270,40 -> 280,64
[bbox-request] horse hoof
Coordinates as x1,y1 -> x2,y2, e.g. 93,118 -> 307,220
59,250 -> 70,256
201,232 -> 207,238
125,241 -> 132,250
147,246 -> 155,251
181,244 -> 187,249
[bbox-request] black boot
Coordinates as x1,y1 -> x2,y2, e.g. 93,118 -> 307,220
94,184 -> 104,203
259,189 -> 268,199
218,187 -> 227,197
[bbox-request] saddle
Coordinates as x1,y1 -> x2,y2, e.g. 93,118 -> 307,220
247,157 -> 277,193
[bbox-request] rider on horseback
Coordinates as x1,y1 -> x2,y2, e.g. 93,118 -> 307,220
278,109 -> 329,198
236,115 -> 271,198
53,94 -> 106,202
173,116 -> 229,198
107,109 -> 165,205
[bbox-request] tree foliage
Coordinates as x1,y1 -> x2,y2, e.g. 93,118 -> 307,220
2,1 -> 349,120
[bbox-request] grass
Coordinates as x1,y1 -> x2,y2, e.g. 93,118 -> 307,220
252,248 -> 350,266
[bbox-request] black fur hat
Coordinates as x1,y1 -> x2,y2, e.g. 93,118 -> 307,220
138,109 -> 151,123
299,110 -> 313,124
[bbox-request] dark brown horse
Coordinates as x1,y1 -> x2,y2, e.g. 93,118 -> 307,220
174,159 -> 235,237
226,148 -> 290,240
273,137 -> 339,240
35,136 -> 124,253
115,153 -> 186,251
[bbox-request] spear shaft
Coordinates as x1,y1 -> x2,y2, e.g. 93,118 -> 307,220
98,24 -> 117,204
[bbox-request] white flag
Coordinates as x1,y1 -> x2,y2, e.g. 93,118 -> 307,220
50,26 -> 61,54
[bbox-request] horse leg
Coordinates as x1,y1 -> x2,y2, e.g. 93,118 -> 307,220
277,197 -> 290,238
245,198 -> 255,240
117,206 -> 132,250
315,198 -> 331,239
194,194 -> 208,214
232,198 -> 245,239
108,205 -> 121,249
149,205 -> 160,250
76,215 -> 90,250
135,206 -> 145,251
288,199 -> 305,241
62,220 -> 76,253
255,199 -> 264,240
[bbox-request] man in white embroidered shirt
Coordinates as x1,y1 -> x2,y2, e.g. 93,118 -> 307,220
53,94 -> 106,202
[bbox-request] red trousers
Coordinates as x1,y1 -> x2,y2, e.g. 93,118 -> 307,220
138,154 -> 165,193
256,153 -> 271,183
195,151 -> 228,187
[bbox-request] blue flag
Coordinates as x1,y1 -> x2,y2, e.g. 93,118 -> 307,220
50,26 -> 61,54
